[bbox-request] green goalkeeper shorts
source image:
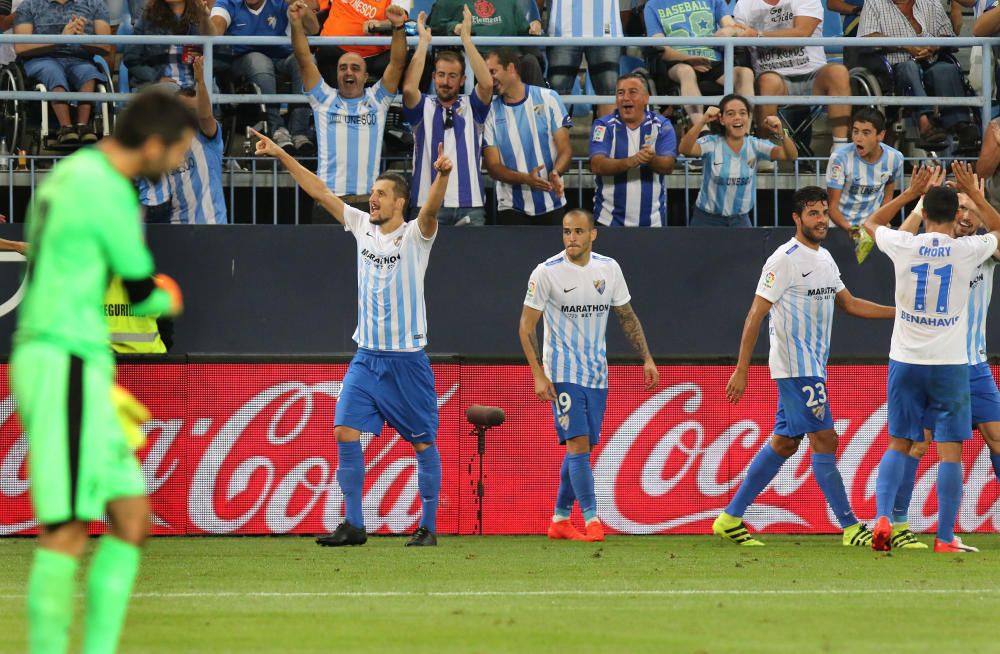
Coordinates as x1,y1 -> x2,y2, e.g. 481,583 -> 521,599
10,341 -> 145,526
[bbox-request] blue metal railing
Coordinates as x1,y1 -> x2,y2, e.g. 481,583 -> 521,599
0,153 -> 957,226
0,34 -> 993,224
0,34 -> 996,125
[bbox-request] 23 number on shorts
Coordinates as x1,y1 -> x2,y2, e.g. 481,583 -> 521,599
802,381 -> 827,408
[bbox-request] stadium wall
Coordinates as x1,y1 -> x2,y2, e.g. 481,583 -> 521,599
2,362 -> 999,537
0,224 -> 950,358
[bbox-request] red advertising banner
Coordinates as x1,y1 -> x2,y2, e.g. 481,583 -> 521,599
1,363 -> 999,536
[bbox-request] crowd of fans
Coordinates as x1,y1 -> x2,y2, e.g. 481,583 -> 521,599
1,0 -> 999,226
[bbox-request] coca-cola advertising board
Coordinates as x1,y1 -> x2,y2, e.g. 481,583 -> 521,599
2,363 -> 999,536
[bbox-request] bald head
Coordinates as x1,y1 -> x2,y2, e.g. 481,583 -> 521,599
337,53 -> 368,98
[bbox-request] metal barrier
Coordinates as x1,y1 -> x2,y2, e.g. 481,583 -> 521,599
0,34 -> 995,224
0,34 -> 996,123
0,153 -> 949,225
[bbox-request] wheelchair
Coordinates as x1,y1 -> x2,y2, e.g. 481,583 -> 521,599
0,55 -> 115,154
847,47 -> 981,158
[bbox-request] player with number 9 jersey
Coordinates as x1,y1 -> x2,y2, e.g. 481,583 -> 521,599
519,209 -> 659,543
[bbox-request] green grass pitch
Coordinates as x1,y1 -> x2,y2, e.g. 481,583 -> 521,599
2,534 -> 1000,653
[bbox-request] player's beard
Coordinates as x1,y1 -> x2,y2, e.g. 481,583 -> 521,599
369,209 -> 392,226
801,224 -> 828,245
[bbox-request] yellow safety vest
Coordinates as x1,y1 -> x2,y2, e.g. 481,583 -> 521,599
104,277 -> 166,354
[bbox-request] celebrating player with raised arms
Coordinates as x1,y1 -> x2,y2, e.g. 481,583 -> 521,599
252,130 -> 453,548
716,186 -> 895,547
863,163 -> 1000,553
518,209 -> 659,542
882,166 -> 1000,551
11,92 -> 191,654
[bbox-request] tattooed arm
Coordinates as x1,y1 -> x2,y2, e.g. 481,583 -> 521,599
519,305 -> 557,401
612,303 -> 659,391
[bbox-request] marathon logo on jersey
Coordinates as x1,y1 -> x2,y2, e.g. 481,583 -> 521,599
807,286 -> 838,297
593,279 -> 606,295
593,125 -> 607,143
361,248 -> 401,269
899,309 -> 960,327
561,304 -> 611,316
971,270 -> 985,289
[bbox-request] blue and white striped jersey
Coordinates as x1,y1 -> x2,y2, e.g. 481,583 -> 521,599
167,124 -> 227,225
137,175 -> 170,207
161,46 -> 195,87
695,134 -> 774,217
967,257 -> 997,365
483,85 -> 573,216
547,0 -> 622,36
308,80 -> 395,196
344,206 -> 436,351
875,228 -> 999,365
756,238 -> 845,379
590,110 -> 677,227
826,143 -> 903,227
404,93 -> 490,209
524,251 -> 631,389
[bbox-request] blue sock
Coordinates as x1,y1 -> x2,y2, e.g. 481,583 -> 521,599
891,455 -> 920,524
336,440 -> 365,528
812,452 -> 857,528
991,454 -> 1000,483
875,449 -> 908,520
936,461 -> 963,543
725,444 -> 786,518
415,445 -> 441,532
554,454 -> 575,520
567,452 -> 597,522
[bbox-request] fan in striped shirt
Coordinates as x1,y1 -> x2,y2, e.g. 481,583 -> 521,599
167,56 -> 228,224
402,7 -> 493,226
825,108 -> 902,251
291,0 -> 409,222
543,0 -> 622,118
483,48 -> 574,225
589,73 -> 677,227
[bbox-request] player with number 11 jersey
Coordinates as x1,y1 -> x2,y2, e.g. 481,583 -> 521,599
863,163 -> 1000,553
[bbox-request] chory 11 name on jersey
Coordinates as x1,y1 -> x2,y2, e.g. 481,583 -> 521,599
918,245 -> 951,257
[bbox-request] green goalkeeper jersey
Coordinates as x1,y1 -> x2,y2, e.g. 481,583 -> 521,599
15,147 -> 155,360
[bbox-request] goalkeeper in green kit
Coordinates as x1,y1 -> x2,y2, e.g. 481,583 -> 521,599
10,91 -> 196,654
